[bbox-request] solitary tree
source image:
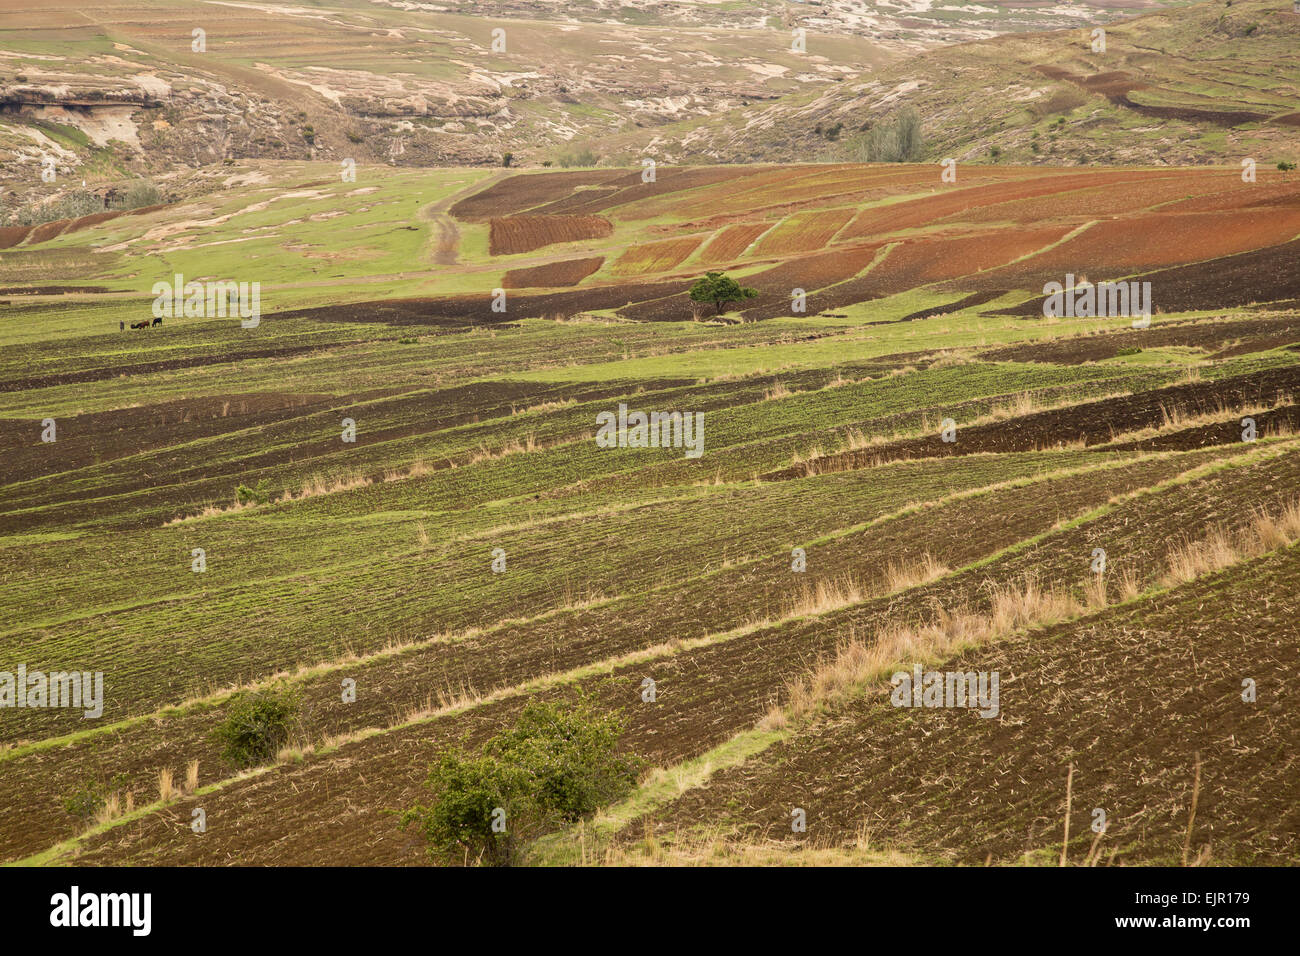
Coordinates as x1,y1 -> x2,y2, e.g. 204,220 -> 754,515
1279,161 -> 1297,180
688,271 -> 759,318
400,698 -> 640,866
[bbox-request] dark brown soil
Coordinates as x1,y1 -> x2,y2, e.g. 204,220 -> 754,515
997,239 -> 1300,316
1034,65 -> 1269,126
980,314 -> 1300,364
503,257 -> 604,289
630,545 -> 1300,865
761,365 -> 1300,478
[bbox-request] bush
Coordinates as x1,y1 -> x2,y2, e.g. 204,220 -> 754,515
556,147 -> 599,168
214,688 -> 300,768
9,188 -> 102,226
235,478 -> 273,505
401,699 -> 639,866
2,180 -> 166,227
62,774 -> 128,821
856,107 -> 924,163
109,179 -> 162,210
63,783 -> 107,821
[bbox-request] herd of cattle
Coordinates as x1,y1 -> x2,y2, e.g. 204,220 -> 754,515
121,317 -> 163,330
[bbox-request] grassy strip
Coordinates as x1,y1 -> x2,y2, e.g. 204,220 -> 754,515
0,442 -> 1214,762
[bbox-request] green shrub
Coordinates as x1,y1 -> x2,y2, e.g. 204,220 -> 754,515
63,783 -> 107,821
214,687 -> 300,768
235,479 -> 273,505
62,773 -> 128,821
10,189 -> 101,226
401,699 -> 639,866
557,147 -> 599,168
110,179 -> 163,210
854,107 -> 924,163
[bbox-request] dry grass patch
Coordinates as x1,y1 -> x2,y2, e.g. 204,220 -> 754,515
589,823 -> 914,866
764,578 -> 1083,729
1162,499 -> 1300,586
764,381 -> 796,401
157,768 -> 176,802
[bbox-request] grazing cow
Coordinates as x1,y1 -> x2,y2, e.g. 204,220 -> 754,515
129,320 -> 149,330
151,316 -> 163,327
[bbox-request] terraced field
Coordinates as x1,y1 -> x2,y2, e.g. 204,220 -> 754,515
3,157 -> 1300,870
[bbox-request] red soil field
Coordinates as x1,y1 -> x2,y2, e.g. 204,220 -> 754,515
608,236 -> 704,276
752,207 -> 855,256
4,204 -> 165,248
502,256 -> 604,289
840,169 -> 1164,239
867,225 -> 1075,292
26,219 -> 70,244
660,165 -> 1015,223
973,206 -> 1300,286
0,226 -> 30,249
61,209 -> 126,234
944,172 -> 1224,225
449,170 -> 625,220
1001,238 -> 1300,314
1157,180 -> 1300,214
744,241 -> 884,293
488,214 -> 613,255
698,222 -> 771,263
533,166 -> 771,218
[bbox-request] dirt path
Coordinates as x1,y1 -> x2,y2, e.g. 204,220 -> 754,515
421,171 -> 511,266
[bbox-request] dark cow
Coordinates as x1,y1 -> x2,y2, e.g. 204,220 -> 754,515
151,316 -> 163,327
129,320 -> 149,330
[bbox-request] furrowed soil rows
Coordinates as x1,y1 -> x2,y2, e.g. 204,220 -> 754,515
533,167 -> 770,218
865,225 -> 1074,293
698,223 -> 770,263
1001,239 -> 1300,315
636,545 -> 1300,864
752,209 -> 855,256
448,170 -> 625,220
0,392 -> 335,484
488,215 -> 614,255
502,256 -> 604,289
976,207 -> 1300,282
609,237 -> 704,276
763,365 -> 1300,478
981,314 -> 1300,363
840,170 -> 1163,240
31,449 -> 1249,865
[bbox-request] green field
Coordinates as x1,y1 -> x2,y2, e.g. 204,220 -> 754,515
2,152 -> 1300,870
